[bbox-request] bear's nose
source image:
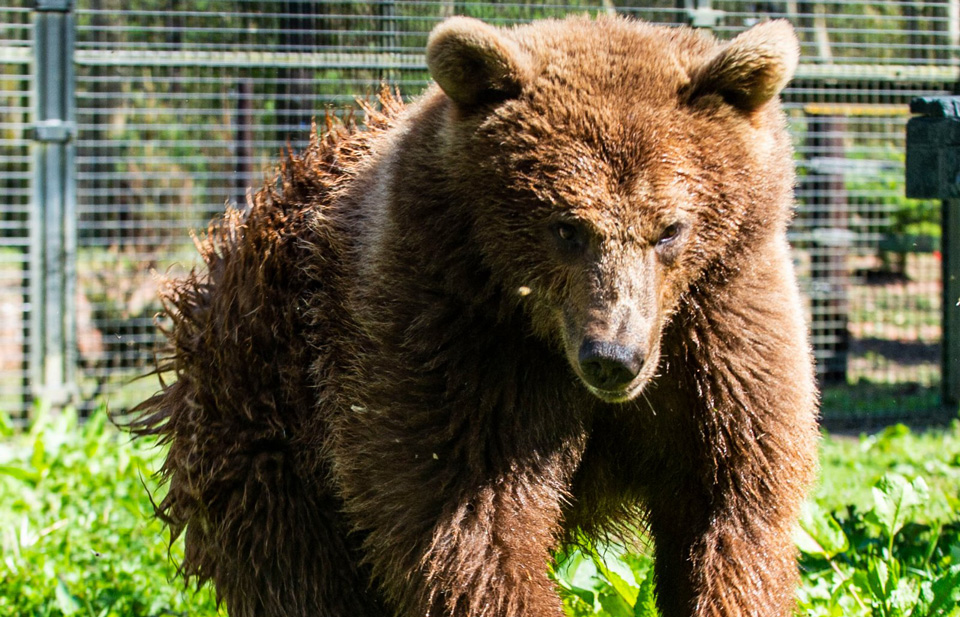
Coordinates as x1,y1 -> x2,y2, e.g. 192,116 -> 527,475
577,340 -> 642,391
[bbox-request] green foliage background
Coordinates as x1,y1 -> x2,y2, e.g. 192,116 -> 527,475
2,407 -> 959,616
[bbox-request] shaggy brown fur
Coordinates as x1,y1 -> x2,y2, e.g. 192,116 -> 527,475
132,15 -> 818,617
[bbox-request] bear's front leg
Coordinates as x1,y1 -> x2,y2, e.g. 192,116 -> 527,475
333,418 -> 585,617
646,474 -> 802,617
643,393 -> 818,617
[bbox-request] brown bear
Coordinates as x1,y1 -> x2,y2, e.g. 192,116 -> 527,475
131,14 -> 819,617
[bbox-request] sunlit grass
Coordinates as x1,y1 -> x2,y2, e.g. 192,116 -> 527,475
1,405 -> 958,616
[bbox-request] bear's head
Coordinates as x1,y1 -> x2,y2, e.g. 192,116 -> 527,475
424,16 -> 798,403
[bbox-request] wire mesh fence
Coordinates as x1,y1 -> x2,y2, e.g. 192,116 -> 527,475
0,3 -> 32,420
0,0 -> 955,425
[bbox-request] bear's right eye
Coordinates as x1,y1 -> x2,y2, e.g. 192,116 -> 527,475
556,222 -> 577,242
551,221 -> 586,254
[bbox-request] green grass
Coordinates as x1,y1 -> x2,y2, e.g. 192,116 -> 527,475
821,383 -> 943,418
1,406 -> 959,616
0,404 -> 219,617
817,424 -> 960,521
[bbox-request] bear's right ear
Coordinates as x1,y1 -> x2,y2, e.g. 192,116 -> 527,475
426,17 -> 533,107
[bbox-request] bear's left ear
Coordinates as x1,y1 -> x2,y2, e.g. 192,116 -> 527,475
426,17 -> 533,107
688,20 -> 799,112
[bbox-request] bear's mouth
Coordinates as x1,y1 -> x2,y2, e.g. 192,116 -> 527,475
583,383 -> 641,404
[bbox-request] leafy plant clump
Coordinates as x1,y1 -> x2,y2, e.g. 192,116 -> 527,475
797,473 -> 960,617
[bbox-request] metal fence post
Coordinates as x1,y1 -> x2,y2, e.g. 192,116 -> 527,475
379,0 -> 398,82
944,198 -> 960,409
905,96 -> 960,411
29,0 -> 77,409
806,113 -> 852,386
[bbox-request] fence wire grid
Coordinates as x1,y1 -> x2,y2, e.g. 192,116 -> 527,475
0,0 -> 955,426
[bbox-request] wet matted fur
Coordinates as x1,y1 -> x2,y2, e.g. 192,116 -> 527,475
131,15 -> 819,617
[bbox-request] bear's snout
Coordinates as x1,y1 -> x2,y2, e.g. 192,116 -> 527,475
577,339 -> 643,393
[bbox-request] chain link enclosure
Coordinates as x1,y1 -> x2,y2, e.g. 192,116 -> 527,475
0,0 -> 954,426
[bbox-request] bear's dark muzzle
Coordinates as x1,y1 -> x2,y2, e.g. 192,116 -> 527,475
577,340 -> 643,392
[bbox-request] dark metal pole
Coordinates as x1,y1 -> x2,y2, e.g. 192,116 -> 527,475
29,0 -> 77,409
905,97 -> 960,412
234,79 -> 255,211
943,198 -> 960,408
806,113 -> 850,386
379,0 -> 398,82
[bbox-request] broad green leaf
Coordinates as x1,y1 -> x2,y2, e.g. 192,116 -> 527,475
919,565 -> 960,617
559,583 -> 598,612
553,548 -> 586,586
888,578 -> 921,617
30,436 -> 46,475
0,411 -> 14,439
0,465 -> 40,484
633,569 -> 660,617
555,549 -> 600,611
829,574 -> 858,613
871,474 -> 929,541
556,549 -> 600,592
55,579 -> 81,616
590,552 -> 638,606
866,558 -> 891,602
598,587 -> 635,617
798,501 -> 850,558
